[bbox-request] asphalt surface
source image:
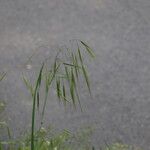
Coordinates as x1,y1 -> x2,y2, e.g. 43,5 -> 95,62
0,0 -> 150,149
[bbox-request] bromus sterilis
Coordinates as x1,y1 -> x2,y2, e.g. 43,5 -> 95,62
0,41 -> 142,150
23,40 -> 95,150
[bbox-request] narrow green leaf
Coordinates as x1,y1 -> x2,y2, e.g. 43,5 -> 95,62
71,53 -> 79,79
31,63 -> 44,150
22,75 -> 34,97
71,68 -> 76,87
63,63 -> 80,68
41,65 -> 60,125
74,83 -> 83,111
0,142 -> 2,150
0,72 -> 6,81
6,126 -> 11,140
34,63 -> 44,102
72,65 -> 83,110
92,146 -> 95,150
56,79 -> 61,100
62,84 -> 68,106
62,85 -> 66,100
45,70 -> 52,92
37,63 -> 44,88
82,65 -> 91,94
37,92 -> 39,110
45,72 -> 49,94
77,44 -> 83,65
70,69 -> 75,106
53,58 -> 57,72
80,40 -> 95,58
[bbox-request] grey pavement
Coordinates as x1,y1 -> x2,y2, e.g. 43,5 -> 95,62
0,0 -> 150,149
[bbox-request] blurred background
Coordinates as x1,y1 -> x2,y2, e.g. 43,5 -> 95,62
0,0 -> 150,149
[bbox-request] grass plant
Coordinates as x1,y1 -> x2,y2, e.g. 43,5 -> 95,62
0,41 -> 142,150
22,40 -> 95,150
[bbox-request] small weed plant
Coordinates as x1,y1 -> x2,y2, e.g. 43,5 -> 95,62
0,41 -> 142,150
22,40 -> 95,150
0,40 -> 96,150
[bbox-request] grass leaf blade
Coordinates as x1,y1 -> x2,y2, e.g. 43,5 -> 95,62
82,65 -> 91,94
70,69 -> 76,106
22,75 -> 34,97
0,72 -> 6,82
80,40 -> 95,58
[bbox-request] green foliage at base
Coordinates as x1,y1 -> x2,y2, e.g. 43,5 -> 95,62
0,127 -> 93,150
104,143 -> 142,150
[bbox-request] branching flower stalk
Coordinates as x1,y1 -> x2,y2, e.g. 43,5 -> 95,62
23,40 -> 95,150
